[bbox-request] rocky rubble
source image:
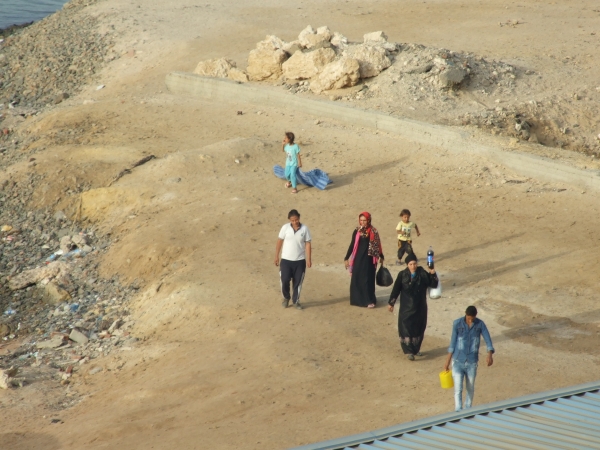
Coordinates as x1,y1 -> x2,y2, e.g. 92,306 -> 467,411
192,25 -> 506,99
190,26 -> 600,155
190,25 -> 512,97
0,183 -> 139,392
0,0 -> 114,110
193,25 -> 400,92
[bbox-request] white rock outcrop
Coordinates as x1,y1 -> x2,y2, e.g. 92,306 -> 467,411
282,48 -> 336,80
310,57 -> 361,93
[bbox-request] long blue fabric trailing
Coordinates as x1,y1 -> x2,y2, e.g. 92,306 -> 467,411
273,165 -> 332,190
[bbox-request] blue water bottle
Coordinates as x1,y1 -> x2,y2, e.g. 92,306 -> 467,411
427,246 -> 434,269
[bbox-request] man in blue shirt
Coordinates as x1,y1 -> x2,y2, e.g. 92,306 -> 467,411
443,305 -> 495,412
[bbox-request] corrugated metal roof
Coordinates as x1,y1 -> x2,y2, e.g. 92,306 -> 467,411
292,380 -> 600,450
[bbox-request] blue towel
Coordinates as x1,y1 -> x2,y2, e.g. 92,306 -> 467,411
273,165 -> 332,190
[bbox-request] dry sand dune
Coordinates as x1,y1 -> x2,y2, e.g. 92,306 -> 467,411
1,0 -> 600,449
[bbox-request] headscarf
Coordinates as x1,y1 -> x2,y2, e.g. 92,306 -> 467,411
357,212 -> 382,260
405,253 -> 417,265
357,212 -> 371,237
348,212 -> 383,274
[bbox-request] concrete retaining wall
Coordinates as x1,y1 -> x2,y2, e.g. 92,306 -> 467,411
165,72 -> 600,192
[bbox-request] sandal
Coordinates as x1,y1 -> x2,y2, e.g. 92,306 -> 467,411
285,182 -> 292,188
291,189 -> 298,194
367,303 -> 375,308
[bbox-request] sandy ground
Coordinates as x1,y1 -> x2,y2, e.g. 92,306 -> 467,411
2,0 -> 600,449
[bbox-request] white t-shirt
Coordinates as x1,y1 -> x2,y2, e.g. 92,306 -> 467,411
279,223 -> 311,261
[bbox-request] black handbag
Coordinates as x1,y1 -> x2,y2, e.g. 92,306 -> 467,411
376,265 -> 393,287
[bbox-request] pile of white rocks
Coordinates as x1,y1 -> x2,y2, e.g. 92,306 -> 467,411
193,26 -> 399,94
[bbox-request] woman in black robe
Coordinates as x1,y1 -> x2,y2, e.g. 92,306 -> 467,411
344,212 -> 384,308
387,253 -> 438,360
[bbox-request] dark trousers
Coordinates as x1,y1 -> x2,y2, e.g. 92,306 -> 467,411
280,259 -> 306,303
397,240 -> 413,261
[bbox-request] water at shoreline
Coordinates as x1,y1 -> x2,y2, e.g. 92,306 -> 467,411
0,0 -> 69,30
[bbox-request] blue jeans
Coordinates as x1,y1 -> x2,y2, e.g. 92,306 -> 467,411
452,360 -> 478,411
285,165 -> 298,189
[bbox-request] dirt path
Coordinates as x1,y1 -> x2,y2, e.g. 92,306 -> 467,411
1,1 -> 600,449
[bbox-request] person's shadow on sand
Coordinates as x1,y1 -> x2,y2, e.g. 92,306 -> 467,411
326,158 -> 408,189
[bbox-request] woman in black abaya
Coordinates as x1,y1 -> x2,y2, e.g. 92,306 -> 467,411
344,212 -> 384,308
387,253 -> 438,360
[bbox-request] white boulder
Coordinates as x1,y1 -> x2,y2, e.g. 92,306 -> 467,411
383,42 -> 399,52
0,367 -> 18,390
8,261 -> 70,291
438,66 -> 467,87
246,35 -> 289,81
282,48 -> 336,80
330,32 -> 348,49
345,44 -> 391,78
193,58 -> 248,83
298,25 -> 332,49
310,57 -> 361,94
316,26 -> 333,41
228,67 -> 249,83
282,40 -> 303,55
298,25 -> 316,45
256,35 -> 285,51
302,34 -> 331,49
363,31 -> 398,52
193,58 -> 235,78
247,48 -> 287,80
363,31 -> 388,44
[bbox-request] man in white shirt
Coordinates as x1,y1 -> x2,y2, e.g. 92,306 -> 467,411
274,209 -> 312,310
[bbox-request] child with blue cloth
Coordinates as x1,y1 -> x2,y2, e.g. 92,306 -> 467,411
282,132 -> 301,194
